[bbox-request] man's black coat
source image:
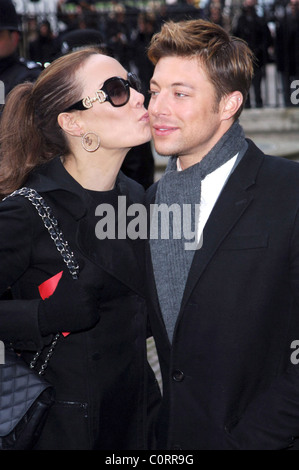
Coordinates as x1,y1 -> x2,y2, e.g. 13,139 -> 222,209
146,140 -> 299,450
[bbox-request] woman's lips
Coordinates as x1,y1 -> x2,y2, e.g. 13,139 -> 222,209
139,112 -> 149,122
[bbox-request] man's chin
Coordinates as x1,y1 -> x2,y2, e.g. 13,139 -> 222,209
153,145 -> 175,158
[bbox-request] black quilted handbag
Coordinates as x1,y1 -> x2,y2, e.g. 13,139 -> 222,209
0,350 -> 54,450
0,187 -> 79,450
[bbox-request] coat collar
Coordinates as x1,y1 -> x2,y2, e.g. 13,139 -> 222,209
26,156 -> 146,296
25,156 -> 135,221
180,139 -> 264,311
25,156 -> 88,219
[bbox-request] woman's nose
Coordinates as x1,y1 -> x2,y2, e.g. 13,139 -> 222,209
131,88 -> 145,107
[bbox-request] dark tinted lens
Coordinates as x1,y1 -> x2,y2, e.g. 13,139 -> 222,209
106,79 -> 128,106
128,74 -> 142,92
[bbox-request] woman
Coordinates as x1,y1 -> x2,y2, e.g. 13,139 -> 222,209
0,47 -> 159,450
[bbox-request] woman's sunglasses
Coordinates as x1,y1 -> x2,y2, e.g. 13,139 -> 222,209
64,73 -> 142,111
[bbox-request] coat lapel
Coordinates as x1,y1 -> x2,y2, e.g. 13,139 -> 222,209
76,182 -> 146,298
180,140 -> 264,311
78,215 -> 146,296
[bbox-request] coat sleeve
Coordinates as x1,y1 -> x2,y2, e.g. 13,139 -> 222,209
0,197 -> 46,350
225,208 -> 299,450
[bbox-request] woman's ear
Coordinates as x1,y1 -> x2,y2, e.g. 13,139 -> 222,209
221,91 -> 243,121
57,112 -> 83,137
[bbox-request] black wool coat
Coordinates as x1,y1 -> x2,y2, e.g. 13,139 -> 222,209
0,157 -> 159,450
146,140 -> 299,450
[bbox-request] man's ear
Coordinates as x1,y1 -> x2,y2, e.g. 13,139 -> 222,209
221,91 -> 243,121
57,112 -> 83,137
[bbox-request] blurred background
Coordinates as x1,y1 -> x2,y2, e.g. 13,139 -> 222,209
7,0 -> 299,178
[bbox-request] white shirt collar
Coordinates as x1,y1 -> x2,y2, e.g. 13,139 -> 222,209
176,154 -> 239,244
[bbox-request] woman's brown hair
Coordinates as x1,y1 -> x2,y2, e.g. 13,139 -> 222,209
147,19 -> 255,117
0,46 -> 102,197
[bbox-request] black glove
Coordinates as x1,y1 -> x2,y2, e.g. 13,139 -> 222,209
38,268 -> 101,335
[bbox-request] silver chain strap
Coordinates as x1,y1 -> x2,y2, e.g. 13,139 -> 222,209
4,187 -> 80,375
4,187 -> 79,280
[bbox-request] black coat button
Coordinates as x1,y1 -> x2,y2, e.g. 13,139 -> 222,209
172,369 -> 184,382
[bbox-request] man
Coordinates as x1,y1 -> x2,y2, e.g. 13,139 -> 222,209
232,0 -> 272,108
0,0 -> 42,103
146,19 -> 299,450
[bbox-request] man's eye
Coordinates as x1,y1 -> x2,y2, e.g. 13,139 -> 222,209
148,90 -> 159,96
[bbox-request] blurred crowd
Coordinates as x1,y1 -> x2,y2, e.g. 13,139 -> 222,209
14,0 -> 299,109
1,0 -> 299,187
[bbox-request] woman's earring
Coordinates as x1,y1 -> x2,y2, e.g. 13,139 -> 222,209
81,132 -> 100,152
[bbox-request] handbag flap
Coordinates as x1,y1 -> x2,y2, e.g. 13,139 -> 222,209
0,351 -> 52,436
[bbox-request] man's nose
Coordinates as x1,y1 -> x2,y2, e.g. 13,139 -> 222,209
149,92 -> 170,117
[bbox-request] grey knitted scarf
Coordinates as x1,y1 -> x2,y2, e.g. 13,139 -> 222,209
150,120 -> 246,342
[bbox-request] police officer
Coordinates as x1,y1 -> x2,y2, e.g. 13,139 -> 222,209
0,0 -> 42,102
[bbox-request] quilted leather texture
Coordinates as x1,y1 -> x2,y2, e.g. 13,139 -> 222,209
0,351 -> 51,436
